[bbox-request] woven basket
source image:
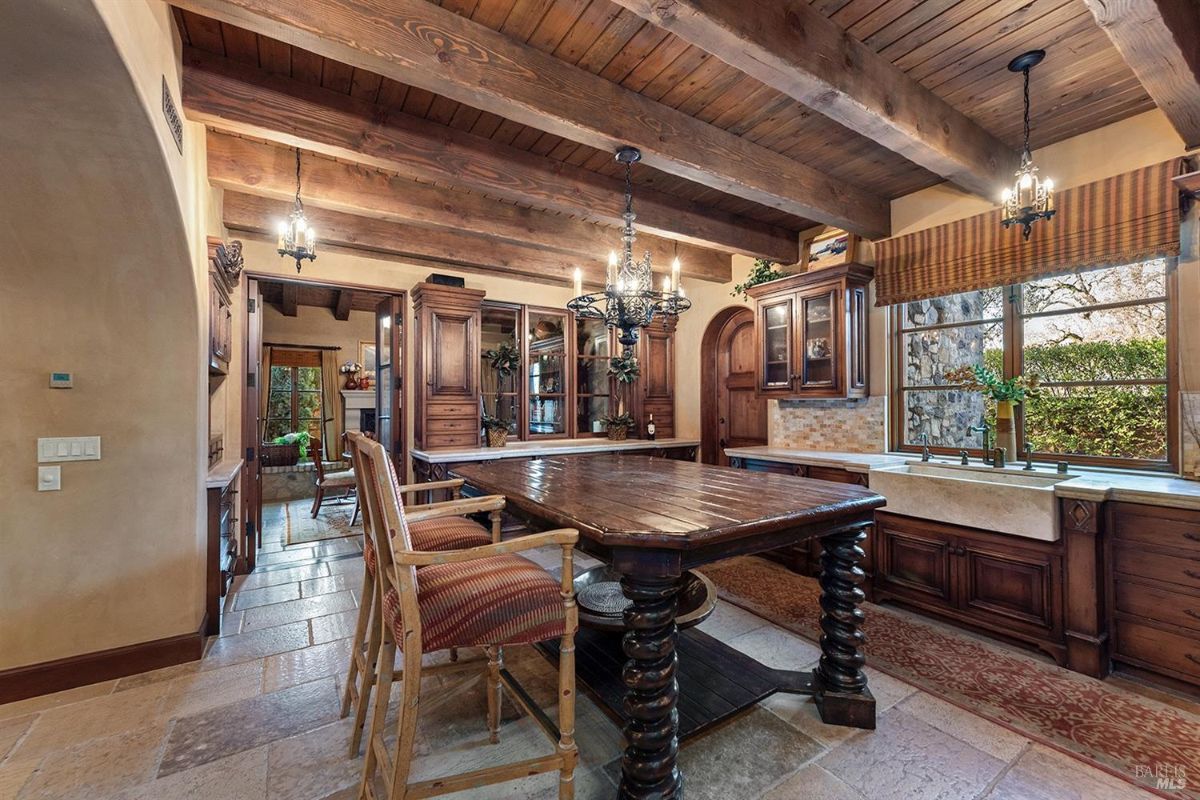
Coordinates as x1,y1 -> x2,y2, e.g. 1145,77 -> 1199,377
607,426 -> 629,441
486,428 -> 509,448
261,443 -> 299,467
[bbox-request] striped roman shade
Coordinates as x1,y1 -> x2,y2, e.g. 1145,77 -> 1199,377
875,158 -> 1186,306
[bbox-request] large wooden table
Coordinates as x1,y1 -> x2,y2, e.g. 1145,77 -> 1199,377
452,454 -> 885,799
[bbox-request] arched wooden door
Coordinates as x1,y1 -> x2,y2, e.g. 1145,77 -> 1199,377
701,307 -> 767,465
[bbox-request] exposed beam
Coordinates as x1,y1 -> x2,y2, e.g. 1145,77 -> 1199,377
169,0 -> 891,238
1083,0 -> 1200,150
182,49 -> 798,263
280,282 -> 298,316
611,0 -> 1018,198
207,131 -> 732,282
223,192 -> 616,287
334,289 -> 353,321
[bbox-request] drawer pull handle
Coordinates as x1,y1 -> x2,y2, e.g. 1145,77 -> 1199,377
1185,532 -> 1200,542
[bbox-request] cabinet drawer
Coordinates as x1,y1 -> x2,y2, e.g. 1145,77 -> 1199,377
807,466 -> 866,485
1114,618 -> 1200,681
423,433 -> 480,449
742,459 -> 797,476
1113,545 -> 1200,591
1111,503 -> 1200,554
1115,580 -> 1200,633
427,402 -> 478,419
425,417 -> 477,433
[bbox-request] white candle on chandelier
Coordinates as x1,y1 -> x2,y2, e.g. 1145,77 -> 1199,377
662,275 -> 671,294
677,282 -> 686,298
306,229 -> 316,253
276,221 -> 287,250
607,251 -> 618,289
671,257 -> 681,293
572,267 -> 583,297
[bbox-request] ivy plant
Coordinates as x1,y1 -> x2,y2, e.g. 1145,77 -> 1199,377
731,258 -> 787,300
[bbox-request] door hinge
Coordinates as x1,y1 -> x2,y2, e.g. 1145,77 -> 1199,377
248,298 -> 256,313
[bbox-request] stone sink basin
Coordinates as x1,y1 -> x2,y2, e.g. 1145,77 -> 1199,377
868,463 -> 1077,541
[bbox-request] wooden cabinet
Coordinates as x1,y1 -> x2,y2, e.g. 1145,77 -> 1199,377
205,465 -> 241,636
413,281 -> 485,450
874,511 -> 1064,662
746,263 -> 872,399
1108,502 -> 1200,687
634,318 -> 675,438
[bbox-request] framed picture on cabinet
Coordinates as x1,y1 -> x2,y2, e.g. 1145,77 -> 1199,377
801,229 -> 858,271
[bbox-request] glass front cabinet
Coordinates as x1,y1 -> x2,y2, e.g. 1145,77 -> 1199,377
747,263 -> 873,399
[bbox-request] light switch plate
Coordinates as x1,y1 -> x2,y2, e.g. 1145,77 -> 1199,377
37,436 -> 101,463
38,465 -> 61,491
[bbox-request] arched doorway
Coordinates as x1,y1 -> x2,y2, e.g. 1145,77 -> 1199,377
701,307 -> 767,465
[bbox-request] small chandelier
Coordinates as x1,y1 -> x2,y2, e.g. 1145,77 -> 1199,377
276,147 -> 317,272
567,146 -> 690,350
1001,50 -> 1055,240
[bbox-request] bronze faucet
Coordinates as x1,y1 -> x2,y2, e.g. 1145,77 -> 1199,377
968,421 -> 992,465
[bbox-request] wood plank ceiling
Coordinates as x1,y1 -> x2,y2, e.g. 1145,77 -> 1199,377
175,0 -> 1155,270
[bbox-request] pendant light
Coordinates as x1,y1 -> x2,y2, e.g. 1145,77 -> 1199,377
276,147 -> 317,272
1001,50 -> 1055,240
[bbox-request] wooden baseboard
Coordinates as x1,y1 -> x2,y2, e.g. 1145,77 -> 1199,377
0,615 -> 208,705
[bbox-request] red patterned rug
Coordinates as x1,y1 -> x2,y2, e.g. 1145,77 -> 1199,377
705,556 -> 1200,799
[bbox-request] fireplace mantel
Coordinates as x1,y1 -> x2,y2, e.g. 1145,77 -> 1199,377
341,390 -> 376,433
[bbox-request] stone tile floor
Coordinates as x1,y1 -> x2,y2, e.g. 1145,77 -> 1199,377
0,500 -> 1165,800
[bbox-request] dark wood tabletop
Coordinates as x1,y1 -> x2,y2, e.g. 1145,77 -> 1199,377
450,453 -> 884,549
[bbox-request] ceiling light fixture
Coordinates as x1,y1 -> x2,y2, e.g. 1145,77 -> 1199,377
1001,50 -> 1055,241
276,147 -> 317,272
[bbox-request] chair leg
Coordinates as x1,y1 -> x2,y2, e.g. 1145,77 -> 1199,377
351,497 -> 361,526
388,650 -> 423,800
341,566 -> 375,717
345,568 -> 380,757
485,645 -> 503,744
311,487 -> 325,518
359,630 -> 396,800
557,628 -> 578,800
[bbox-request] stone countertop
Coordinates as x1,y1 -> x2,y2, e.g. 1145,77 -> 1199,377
413,437 -> 700,463
206,458 -> 244,489
724,446 -> 1200,511
723,447 -> 909,474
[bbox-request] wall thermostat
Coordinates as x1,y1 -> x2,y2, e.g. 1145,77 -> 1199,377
50,372 -> 73,388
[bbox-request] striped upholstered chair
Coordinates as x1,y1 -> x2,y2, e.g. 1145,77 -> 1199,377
350,433 -> 579,800
340,434 -> 495,756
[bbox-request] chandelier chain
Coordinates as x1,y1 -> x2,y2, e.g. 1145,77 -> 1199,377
1022,66 -> 1031,159
294,148 -> 305,212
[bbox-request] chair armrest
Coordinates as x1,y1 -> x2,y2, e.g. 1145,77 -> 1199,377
395,529 -> 579,567
395,478 -> 464,495
405,494 -> 506,522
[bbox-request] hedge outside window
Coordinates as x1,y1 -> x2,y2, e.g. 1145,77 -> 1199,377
893,259 -> 1173,469
265,348 -> 324,445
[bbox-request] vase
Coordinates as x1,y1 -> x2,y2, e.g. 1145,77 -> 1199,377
487,428 -> 508,448
607,425 -> 628,441
996,399 -> 1018,462
344,376 -> 358,390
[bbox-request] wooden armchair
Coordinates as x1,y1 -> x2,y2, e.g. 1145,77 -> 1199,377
351,433 -> 579,800
340,433 -> 497,756
310,437 -> 357,519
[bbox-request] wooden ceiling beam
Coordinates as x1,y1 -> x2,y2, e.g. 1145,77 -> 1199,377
334,289 -> 353,321
182,49 -> 798,263
207,131 -> 732,282
169,0 -> 891,238
1083,0 -> 1200,150
224,192 -> 619,288
611,0 -> 1018,199
280,282 -> 298,316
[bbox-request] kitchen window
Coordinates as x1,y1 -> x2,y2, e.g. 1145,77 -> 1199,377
264,348 -> 324,444
892,259 -> 1174,469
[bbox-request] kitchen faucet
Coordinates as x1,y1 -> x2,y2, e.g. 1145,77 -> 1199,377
917,432 -> 931,462
968,420 -> 992,466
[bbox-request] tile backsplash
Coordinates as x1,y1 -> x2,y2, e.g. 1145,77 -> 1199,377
771,396 -> 886,452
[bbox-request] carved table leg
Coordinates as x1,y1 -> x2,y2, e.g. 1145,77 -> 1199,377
619,575 -> 683,800
814,523 -> 876,729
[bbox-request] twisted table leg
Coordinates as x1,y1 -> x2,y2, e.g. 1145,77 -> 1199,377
814,522 -> 876,729
619,574 -> 683,800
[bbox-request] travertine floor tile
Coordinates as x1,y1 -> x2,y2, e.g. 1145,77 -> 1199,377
266,718 -> 360,800
727,624 -> 822,670
985,744 -> 1162,800
15,723 -> 166,800
202,621 -> 311,670
861,666 -> 918,711
696,600 -> 770,641
242,592 -> 358,633
819,708 -> 1005,800
300,574 -> 354,597
115,662 -> 203,692
238,563 -> 330,592
0,756 -> 39,800
899,692 -> 1030,762
160,660 -> 267,721
262,638 -> 354,694
158,678 -> 340,777
310,610 -> 361,644
256,548 -> 319,567
9,682 -> 167,762
0,716 -> 34,761
234,582 -> 302,610
763,763 -> 868,800
315,538 -> 361,557
325,558 -> 366,579
111,746 -> 269,800
761,693 -> 865,747
0,681 -> 116,722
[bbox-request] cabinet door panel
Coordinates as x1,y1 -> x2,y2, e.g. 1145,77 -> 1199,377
877,522 -> 953,603
758,297 -> 794,392
961,548 -> 1060,632
429,310 -> 476,396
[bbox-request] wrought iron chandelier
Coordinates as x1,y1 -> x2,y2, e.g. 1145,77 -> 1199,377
1001,50 -> 1055,241
276,147 -> 317,272
567,146 -> 690,350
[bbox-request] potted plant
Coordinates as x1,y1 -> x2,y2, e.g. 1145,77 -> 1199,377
946,364 -> 1041,459
482,340 -> 520,447
607,353 -> 641,384
601,411 -> 634,441
732,259 -> 787,300
262,430 -> 311,466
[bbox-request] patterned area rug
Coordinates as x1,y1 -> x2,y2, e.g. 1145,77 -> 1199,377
705,556 -> 1200,799
284,497 -> 359,545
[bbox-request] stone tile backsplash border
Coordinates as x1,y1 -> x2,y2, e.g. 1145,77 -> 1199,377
771,396 -> 886,453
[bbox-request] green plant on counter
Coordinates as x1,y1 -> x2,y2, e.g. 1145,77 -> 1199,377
731,258 -> 787,300
273,430 -> 311,460
600,412 -> 634,430
607,353 -> 641,384
945,363 -> 1041,403
482,339 -> 521,435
